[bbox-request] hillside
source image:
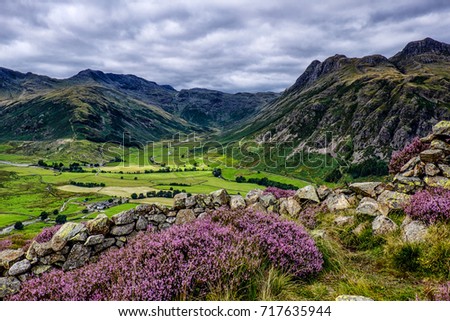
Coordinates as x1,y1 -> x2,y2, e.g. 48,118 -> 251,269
223,38 -> 450,163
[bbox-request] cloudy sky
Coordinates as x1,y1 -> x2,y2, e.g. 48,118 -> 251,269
1,0 -> 449,93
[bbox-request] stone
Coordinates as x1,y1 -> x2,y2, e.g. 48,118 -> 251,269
431,139 -> 450,152
377,190 -> 410,210
51,222 -> 86,251
424,176 -> 450,188
394,175 -> 423,193
165,217 -> 176,224
85,214 -> 111,235
148,214 -> 166,224
26,241 -> 53,261
325,194 -> 351,212
8,259 -> 31,276
336,295 -> 373,301
193,207 -> 205,214
439,164 -> 450,178
31,264 -> 52,276
167,211 -> 177,217
185,195 -> 197,208
356,197 -> 388,216
432,120 -> 450,136
353,222 -> 369,236
93,238 -> 116,254
62,244 -> 91,271
196,194 -> 213,208
421,133 -> 436,144
135,216 -> 148,231
230,195 -> 246,210
372,215 -> 398,236
414,162 -> 425,177
111,210 -> 135,225
175,209 -> 196,225
159,223 -> 171,230
249,202 -> 267,213
420,149 -> 444,163
39,253 -> 65,265
316,185 -> 332,201
110,222 -> 135,236
349,182 -> 381,198
294,185 -> 320,203
346,195 -> 359,207
259,193 -> 277,207
245,189 -> 263,205
0,277 -> 21,299
279,198 -> 302,217
84,235 -> 105,246
197,212 -> 208,220
425,163 -> 441,176
400,156 -> 420,172
401,218 -> 428,243
210,189 -> 230,206
173,193 -> 188,209
69,231 -> 88,242
334,216 -> 355,226
0,249 -> 24,270
402,170 -> 415,177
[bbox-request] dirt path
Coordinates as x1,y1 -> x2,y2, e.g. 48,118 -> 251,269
0,160 -> 33,167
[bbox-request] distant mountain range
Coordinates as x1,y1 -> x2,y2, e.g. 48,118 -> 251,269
1,37 -> 449,161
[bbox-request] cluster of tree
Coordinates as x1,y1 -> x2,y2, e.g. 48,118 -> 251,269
169,182 -> 190,186
212,168 -> 222,178
131,189 -> 190,200
37,160 -> 86,173
69,181 -> 106,188
37,160 -> 64,170
236,176 -> 298,190
324,158 -> 388,183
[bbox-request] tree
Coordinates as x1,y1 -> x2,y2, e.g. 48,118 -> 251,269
138,193 -> 145,199
131,193 -> 138,199
55,215 -> 67,225
14,222 -> 24,230
53,209 -> 59,215
212,168 -> 222,178
39,211 -> 49,221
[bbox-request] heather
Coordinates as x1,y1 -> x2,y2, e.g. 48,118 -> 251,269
0,238 -> 12,251
434,282 -> 450,301
404,187 -> 450,225
34,225 -> 61,243
11,208 -> 323,301
389,137 -> 429,174
264,187 -> 296,199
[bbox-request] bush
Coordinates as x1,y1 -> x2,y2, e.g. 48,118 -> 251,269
55,215 -> 67,225
53,209 -> 59,215
235,176 -> 246,183
391,243 -> 422,272
131,193 -> 138,199
324,167 -> 342,183
263,187 -> 295,199
389,137 -> 429,174
39,211 -> 48,221
14,222 -> 24,230
212,168 -> 222,177
0,239 -> 13,251
11,208 -> 322,301
34,225 -> 62,243
404,187 -> 450,225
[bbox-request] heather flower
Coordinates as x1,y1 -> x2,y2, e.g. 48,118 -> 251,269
34,225 -> 61,243
434,282 -> 450,301
389,137 -> 429,174
298,204 -> 325,229
264,187 -> 296,199
0,239 -> 13,251
404,187 -> 450,225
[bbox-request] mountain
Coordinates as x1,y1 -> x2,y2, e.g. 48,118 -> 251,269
224,38 -> 450,163
0,68 -> 277,144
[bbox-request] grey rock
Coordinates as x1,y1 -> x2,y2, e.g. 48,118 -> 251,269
249,202 -> 267,213
185,195 -> 197,208
148,214 -> 166,224
197,212 -> 208,220
279,198 -> 302,217
93,238 -> 116,254
193,207 -> 205,214
167,211 -> 177,217
353,222 -> 369,236
400,156 -> 420,172
69,231 -> 88,242
424,175 -> 450,188
432,120 -> 450,136
51,222 -> 86,251
62,244 -> 91,271
210,189 -> 230,206
349,182 -> 381,198
401,218 -> 428,243
39,254 -> 65,265
175,209 -> 196,225
356,197 -> 388,216
135,216 -> 148,231
85,214 -> 111,235
334,216 -> 355,226
378,190 -> 410,210
196,194 -> 213,208
111,210 -> 135,225
259,193 -> 277,207
325,194 -> 351,212
173,193 -> 188,209
316,185 -> 332,201
0,249 -> 25,270
336,295 -> 373,301
165,217 -> 176,224
294,185 -> 320,203
438,164 -> 450,178
159,223 -> 171,230
245,189 -> 263,205
230,195 -> 246,210
425,163 -> 441,176
8,259 -> 31,276
372,215 -> 398,235
84,235 -> 105,246
420,149 -> 444,163
31,264 -> 52,276
0,277 -> 21,298
431,139 -> 450,152
110,222 -> 135,236
26,241 -> 53,261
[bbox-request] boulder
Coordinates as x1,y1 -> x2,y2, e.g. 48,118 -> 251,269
8,259 -> 31,276
185,195 -> 197,208
93,238 -> 116,254
431,139 -> 450,152
400,156 -> 420,172
175,209 -> 196,225
166,217 -> 176,224
420,149 -> 444,163
334,216 -> 355,226
401,218 -> 428,243
230,195 -> 246,210
196,194 -> 213,208
110,222 -> 135,236
438,164 -> 450,178
356,197 -> 388,216
316,185 -> 332,200
245,189 -> 263,205
84,235 -> 105,246
336,295 -> 373,301
249,202 -> 267,213
173,193 -> 188,209
279,198 -> 302,217
51,222 -> 86,251
377,190 -> 410,210
353,222 -> 369,236
0,277 -> 21,299
432,120 -> 450,136
210,189 -> 230,206
349,182 -> 381,198
135,216 -> 148,231
69,231 -> 88,242
39,253 -> 65,265
424,176 -> 450,188
325,194 -> 351,212
62,244 -> 91,271
0,249 -> 24,270
31,264 -> 52,276
259,193 -> 277,207
148,214 -> 166,224
414,162 -> 425,177
85,214 -> 111,235
294,185 -> 320,203
26,241 -> 53,261
111,210 -> 135,225
425,163 -> 441,176
372,215 -> 398,235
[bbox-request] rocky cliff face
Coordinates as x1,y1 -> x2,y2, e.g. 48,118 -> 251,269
225,38 -> 450,163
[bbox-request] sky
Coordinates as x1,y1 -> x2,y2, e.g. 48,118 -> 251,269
1,0 -> 450,93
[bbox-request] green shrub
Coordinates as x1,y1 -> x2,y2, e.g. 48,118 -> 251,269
391,243 -> 422,272
55,215 -> 67,225
14,222 -> 24,230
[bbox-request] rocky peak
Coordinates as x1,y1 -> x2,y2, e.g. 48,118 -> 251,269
390,37 -> 450,63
